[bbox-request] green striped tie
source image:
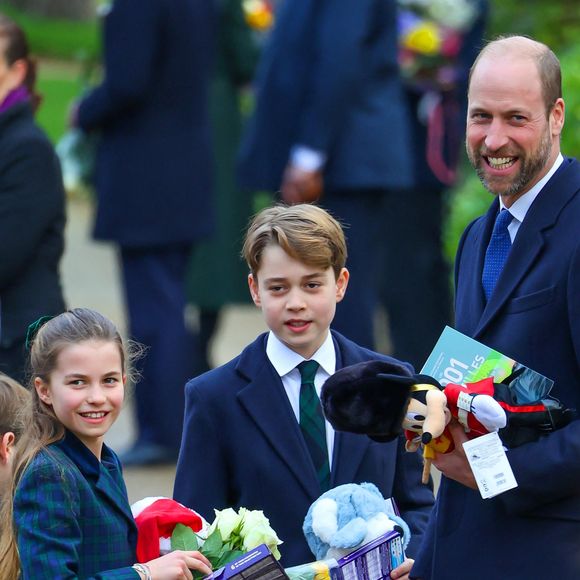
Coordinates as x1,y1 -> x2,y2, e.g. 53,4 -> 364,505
298,360 -> 330,491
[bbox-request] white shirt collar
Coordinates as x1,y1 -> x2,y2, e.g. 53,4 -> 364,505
500,153 -> 563,222
266,331 -> 336,377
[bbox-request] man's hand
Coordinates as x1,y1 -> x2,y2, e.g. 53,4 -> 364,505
432,421 -> 477,490
390,557 -> 414,580
280,164 -> 323,203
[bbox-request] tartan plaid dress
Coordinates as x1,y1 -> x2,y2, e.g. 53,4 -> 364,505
14,430 -> 139,579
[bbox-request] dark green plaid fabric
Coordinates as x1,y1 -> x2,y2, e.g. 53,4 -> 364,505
14,431 -> 138,579
298,360 -> 330,491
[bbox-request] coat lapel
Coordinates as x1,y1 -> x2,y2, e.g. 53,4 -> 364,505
329,332 -> 371,485
95,462 -> 136,529
236,335 -> 321,498
474,158 -> 580,337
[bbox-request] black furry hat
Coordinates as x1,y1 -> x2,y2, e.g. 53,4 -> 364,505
321,360 -> 416,442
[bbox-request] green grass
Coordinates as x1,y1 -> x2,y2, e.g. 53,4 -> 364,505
0,2 -> 100,61
36,60 -> 86,143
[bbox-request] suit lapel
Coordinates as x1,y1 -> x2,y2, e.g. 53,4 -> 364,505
236,336 -> 321,498
474,158 -> 580,337
329,333 -> 371,485
57,434 -> 135,529
457,205 -> 495,335
95,464 -> 136,528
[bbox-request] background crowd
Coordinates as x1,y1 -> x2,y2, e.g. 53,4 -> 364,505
0,1 -> 580,579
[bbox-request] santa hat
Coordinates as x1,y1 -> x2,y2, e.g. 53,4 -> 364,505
131,497 -> 209,563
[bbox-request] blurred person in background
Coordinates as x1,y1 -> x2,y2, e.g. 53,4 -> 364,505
0,13 -> 66,384
237,0 -> 415,355
378,0 -> 489,368
186,0 -> 260,372
75,0 -> 216,466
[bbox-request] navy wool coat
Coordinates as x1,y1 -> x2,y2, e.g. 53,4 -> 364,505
174,331 -> 435,567
412,158 -> 580,579
77,0 -> 215,248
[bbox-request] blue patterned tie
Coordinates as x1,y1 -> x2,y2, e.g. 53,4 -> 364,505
482,209 -> 513,301
298,360 -> 330,491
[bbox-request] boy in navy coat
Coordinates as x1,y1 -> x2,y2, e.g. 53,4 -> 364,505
174,204 -> 434,573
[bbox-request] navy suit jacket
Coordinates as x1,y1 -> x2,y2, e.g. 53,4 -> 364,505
412,158 -> 580,579
14,431 -> 138,579
237,0 -> 413,192
174,331 -> 434,567
77,0 -> 215,248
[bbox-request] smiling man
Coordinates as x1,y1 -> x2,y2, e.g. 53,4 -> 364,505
410,36 -> 580,580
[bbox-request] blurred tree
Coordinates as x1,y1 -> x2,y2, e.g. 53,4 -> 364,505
5,0 -> 95,21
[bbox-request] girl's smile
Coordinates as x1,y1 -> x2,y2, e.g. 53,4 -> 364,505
35,340 -> 126,459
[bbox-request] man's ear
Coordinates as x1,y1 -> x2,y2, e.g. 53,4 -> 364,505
335,268 -> 349,303
550,97 -> 565,138
34,377 -> 52,405
0,432 -> 15,465
248,273 -> 261,307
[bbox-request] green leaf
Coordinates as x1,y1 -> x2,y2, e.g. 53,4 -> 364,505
201,529 -> 224,559
171,524 -> 200,552
215,549 -> 245,569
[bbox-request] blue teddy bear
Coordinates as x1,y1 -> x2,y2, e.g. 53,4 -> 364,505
302,482 -> 411,561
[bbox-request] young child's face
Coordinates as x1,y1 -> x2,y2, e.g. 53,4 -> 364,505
248,244 -> 349,359
35,340 -> 125,459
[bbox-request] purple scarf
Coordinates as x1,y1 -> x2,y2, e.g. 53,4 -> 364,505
0,86 -> 31,114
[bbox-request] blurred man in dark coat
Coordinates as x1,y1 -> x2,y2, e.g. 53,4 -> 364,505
77,0 -> 215,465
238,0 -> 414,353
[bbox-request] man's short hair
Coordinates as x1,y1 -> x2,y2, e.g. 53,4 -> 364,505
242,204 -> 347,279
469,35 -> 562,117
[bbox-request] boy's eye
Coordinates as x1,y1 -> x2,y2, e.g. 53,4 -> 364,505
268,285 -> 285,293
305,282 -> 321,289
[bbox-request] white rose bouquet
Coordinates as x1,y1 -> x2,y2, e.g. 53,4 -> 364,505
171,507 -> 283,576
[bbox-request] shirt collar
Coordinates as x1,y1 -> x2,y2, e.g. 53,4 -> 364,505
500,153 -> 563,222
266,330 -> 336,377
55,429 -> 118,480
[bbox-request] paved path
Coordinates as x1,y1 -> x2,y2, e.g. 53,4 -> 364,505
63,197 -> 266,502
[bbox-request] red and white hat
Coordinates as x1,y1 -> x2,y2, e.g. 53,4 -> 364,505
131,497 -> 209,563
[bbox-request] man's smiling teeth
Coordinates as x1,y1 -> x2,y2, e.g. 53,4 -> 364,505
80,412 -> 106,418
487,156 -> 516,169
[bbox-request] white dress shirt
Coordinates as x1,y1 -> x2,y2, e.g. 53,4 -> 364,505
500,153 -> 563,241
266,331 -> 336,467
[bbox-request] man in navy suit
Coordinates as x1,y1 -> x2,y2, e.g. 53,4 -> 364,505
411,36 -> 580,579
77,0 -> 215,465
237,0 -> 413,351
174,204 -> 434,572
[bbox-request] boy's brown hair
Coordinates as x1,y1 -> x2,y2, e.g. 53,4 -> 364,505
242,204 -> 347,279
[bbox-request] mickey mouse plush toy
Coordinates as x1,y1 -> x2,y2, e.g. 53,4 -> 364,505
321,361 -> 575,483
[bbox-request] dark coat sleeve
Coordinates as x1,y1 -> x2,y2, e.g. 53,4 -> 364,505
295,0 -> 385,153
174,376 -> 231,521
77,0 -> 162,131
0,137 -> 64,290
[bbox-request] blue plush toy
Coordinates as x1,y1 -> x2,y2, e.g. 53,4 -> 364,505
302,482 -> 411,561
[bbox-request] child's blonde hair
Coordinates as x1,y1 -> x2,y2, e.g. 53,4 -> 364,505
0,374 -> 31,580
0,373 -> 31,443
242,204 -> 347,279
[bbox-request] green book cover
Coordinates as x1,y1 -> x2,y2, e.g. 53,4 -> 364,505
421,326 -> 553,402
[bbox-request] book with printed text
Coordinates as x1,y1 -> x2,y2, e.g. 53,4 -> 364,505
421,326 -> 554,402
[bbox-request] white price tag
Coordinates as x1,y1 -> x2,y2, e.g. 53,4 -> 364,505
463,432 -> 518,498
